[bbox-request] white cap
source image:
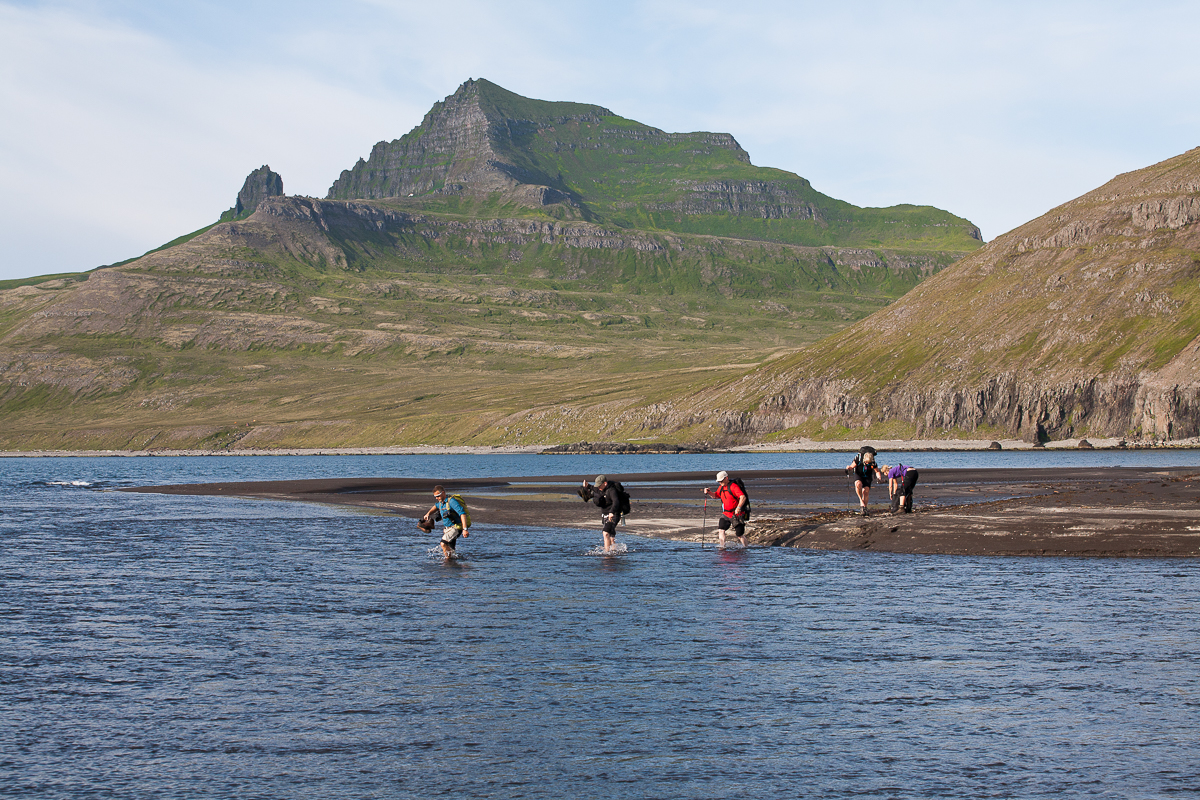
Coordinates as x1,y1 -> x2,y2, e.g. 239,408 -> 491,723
716,471 -> 729,481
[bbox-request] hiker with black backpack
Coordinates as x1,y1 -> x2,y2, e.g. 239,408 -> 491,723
420,484 -> 471,559
845,446 -> 885,516
703,470 -> 749,548
580,475 -> 629,553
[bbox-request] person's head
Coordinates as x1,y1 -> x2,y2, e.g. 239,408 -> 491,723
433,485 -> 446,500
716,470 -> 730,486
862,451 -> 875,465
595,475 -> 608,488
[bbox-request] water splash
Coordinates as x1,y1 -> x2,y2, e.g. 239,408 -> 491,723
586,541 -> 629,556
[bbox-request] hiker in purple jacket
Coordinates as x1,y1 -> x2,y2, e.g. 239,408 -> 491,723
885,463 -> 920,514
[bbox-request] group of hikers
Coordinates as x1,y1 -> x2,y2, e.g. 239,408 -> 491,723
846,445 -> 920,517
417,445 -> 920,557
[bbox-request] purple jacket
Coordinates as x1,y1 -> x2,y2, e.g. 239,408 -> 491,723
887,464 -> 910,480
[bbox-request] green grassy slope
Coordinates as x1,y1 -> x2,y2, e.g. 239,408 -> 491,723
691,147 -> 1200,442
0,190 -> 959,450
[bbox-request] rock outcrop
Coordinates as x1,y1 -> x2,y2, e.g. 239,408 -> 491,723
236,165 -> 284,215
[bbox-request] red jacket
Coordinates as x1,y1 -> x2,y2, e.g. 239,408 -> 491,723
715,482 -> 746,518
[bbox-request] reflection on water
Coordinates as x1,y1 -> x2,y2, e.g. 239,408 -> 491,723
2,456 -> 1199,799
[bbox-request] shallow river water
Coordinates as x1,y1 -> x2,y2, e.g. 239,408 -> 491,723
2,454 -> 1199,798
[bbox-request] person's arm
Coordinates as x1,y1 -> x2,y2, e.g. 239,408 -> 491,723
447,497 -> 467,530
450,497 -> 469,536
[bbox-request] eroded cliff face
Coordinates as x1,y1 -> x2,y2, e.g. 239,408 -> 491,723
651,147 -> 1200,443
236,166 -> 284,215
326,78 -> 594,203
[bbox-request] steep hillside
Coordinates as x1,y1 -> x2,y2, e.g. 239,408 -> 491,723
659,147 -> 1200,444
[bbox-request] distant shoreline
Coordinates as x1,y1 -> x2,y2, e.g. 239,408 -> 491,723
4,436 -> 1199,458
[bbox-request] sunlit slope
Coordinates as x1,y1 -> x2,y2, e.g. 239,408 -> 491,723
0,194 -> 964,451
686,147 -> 1200,443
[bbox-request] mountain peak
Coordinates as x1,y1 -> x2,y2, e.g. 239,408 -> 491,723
325,79 -> 979,251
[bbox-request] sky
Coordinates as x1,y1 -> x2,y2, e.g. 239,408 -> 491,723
2,0 -> 1198,282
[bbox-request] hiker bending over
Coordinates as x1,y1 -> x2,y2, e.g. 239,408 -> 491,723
581,475 -> 623,553
423,485 -> 469,559
884,463 -> 920,514
703,470 -> 748,548
845,447 -> 884,516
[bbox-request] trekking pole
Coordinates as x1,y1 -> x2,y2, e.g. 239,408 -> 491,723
701,497 -> 708,549
845,471 -> 854,512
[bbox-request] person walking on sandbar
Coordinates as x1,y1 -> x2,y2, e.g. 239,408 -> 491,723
884,462 -> 920,514
846,446 -> 884,516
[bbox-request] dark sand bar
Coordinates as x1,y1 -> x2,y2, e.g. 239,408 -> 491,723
124,467 -> 1200,557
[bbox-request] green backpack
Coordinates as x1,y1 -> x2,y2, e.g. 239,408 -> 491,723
449,494 -> 471,528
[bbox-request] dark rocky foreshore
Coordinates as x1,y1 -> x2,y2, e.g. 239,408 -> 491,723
124,466 -> 1200,557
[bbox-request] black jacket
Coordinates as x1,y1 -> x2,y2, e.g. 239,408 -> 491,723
592,484 -> 621,515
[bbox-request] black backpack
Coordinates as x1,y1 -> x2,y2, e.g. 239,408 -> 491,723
854,446 -> 878,472
730,476 -> 751,520
611,480 -> 632,515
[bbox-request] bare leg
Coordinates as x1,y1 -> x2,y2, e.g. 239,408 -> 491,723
717,529 -> 727,549
603,532 -> 615,553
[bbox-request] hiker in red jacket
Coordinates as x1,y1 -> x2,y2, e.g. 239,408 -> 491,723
703,471 -> 748,549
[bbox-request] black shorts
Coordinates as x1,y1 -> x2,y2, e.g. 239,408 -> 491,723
718,516 -> 745,535
601,514 -> 619,535
855,471 -> 874,488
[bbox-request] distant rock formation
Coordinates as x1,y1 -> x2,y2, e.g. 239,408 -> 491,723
233,165 -> 284,216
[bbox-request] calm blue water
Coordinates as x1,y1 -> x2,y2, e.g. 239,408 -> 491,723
3,454 -> 1200,799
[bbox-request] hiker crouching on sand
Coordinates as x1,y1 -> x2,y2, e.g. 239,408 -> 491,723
580,475 -> 622,553
884,463 -> 920,514
703,470 -> 748,548
846,447 -> 884,516
421,485 -> 469,559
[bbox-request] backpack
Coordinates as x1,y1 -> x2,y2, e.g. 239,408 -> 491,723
448,494 -> 471,528
854,446 -> 877,471
611,480 -> 632,516
730,477 -> 751,520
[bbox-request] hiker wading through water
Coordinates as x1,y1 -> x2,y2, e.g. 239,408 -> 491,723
846,447 -> 885,516
703,470 -> 748,548
421,485 -> 469,559
580,475 -> 623,553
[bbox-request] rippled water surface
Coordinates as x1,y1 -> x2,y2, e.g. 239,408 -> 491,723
3,456 -> 1199,798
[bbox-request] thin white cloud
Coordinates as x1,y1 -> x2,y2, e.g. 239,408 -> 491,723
2,0 -> 1199,279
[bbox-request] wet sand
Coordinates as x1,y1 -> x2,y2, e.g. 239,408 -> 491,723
124,466 -> 1200,557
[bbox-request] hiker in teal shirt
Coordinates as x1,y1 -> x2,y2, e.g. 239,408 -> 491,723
421,485 -> 469,559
